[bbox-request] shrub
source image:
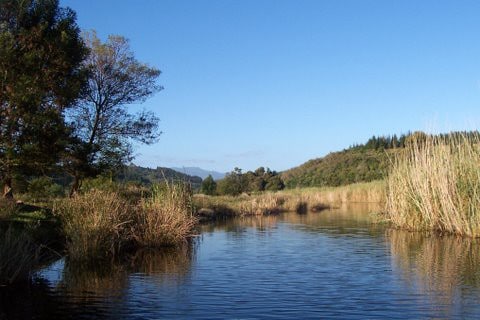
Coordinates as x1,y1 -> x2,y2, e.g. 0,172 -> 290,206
26,177 -> 64,203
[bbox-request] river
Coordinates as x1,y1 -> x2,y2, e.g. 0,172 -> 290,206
2,203 -> 480,319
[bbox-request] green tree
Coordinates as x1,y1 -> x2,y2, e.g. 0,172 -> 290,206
0,0 -> 88,198
66,31 -> 162,195
201,175 -> 217,195
217,167 -> 247,196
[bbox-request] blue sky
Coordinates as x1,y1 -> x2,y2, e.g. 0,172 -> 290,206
61,0 -> 480,172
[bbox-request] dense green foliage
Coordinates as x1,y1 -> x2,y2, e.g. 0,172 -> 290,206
282,131 -> 480,189
0,0 -> 88,197
216,167 -> 285,196
201,175 -> 217,195
282,149 -> 392,188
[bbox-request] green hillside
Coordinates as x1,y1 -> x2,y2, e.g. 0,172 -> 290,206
282,148 -> 393,188
117,165 -> 203,189
281,134 -> 409,188
281,131 -> 480,189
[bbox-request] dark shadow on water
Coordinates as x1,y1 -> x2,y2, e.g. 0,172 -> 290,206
0,242 -> 196,319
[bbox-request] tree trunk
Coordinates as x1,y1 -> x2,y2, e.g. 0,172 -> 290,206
3,177 -> 13,199
69,175 -> 82,197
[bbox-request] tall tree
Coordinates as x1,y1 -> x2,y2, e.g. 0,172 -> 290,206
201,175 -> 217,195
66,31 -> 162,195
0,0 -> 88,198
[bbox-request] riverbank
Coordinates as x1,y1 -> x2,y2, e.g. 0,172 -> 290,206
194,180 -> 385,221
386,133 -> 480,237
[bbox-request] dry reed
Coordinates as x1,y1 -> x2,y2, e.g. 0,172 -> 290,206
0,227 -> 39,284
386,133 -> 480,236
133,182 -> 197,247
54,190 -> 133,260
195,180 -> 384,217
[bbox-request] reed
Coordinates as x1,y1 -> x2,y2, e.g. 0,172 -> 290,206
54,190 -> 133,260
0,227 -> 39,284
195,180 -> 384,218
133,182 -> 197,247
0,199 -> 17,220
386,133 -> 480,236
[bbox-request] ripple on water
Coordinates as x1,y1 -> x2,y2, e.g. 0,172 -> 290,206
2,206 -> 480,319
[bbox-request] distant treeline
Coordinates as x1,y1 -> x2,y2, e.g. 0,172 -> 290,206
201,167 -> 285,196
351,131 -> 480,151
117,165 -> 202,188
282,130 -> 480,189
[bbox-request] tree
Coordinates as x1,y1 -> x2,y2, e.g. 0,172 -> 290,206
66,31 -> 162,195
201,175 -> 217,195
0,0 -> 88,198
217,168 -> 248,196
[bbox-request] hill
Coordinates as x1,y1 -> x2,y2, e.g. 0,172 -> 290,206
117,165 -> 203,188
171,167 -> 225,180
281,131 -> 480,189
281,134 -> 409,188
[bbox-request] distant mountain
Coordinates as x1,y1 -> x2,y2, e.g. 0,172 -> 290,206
171,167 -> 225,180
117,165 -> 203,188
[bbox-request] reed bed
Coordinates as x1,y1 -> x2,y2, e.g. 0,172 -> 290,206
54,190 -> 133,260
133,182 -> 197,247
54,182 -> 198,260
0,227 -> 39,284
386,133 -> 480,237
195,180 -> 385,217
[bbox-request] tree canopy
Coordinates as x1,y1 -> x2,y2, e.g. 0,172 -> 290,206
65,31 -> 162,194
0,0 -> 88,197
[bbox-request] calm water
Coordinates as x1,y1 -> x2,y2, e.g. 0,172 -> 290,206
2,203 -> 480,319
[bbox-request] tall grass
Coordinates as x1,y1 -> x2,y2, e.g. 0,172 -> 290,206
195,180 -> 385,217
0,199 -> 17,220
133,182 -> 197,247
386,133 -> 480,236
54,190 -> 133,260
0,227 -> 39,284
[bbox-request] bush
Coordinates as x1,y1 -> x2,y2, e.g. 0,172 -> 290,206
26,177 -> 64,203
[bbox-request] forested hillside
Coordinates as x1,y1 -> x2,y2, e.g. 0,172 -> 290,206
281,131 -> 480,188
117,165 -> 202,188
281,134 -> 407,188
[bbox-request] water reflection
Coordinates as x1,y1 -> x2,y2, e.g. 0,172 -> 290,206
3,205 -> 480,319
0,243 -> 196,319
388,229 -> 480,307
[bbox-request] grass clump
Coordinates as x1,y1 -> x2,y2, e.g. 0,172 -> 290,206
0,227 -> 39,285
54,190 -> 133,260
386,133 -> 480,237
133,182 -> 197,247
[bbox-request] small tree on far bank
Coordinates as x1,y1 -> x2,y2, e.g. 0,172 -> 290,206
66,31 -> 162,196
201,175 -> 217,195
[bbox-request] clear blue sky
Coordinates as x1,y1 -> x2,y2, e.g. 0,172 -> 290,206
61,0 -> 480,173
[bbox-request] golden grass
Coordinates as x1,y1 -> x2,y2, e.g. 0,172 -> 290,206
54,182 -> 198,259
54,190 -> 133,260
133,182 -> 197,247
194,180 -> 385,217
386,133 -> 480,237
0,227 -> 39,284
